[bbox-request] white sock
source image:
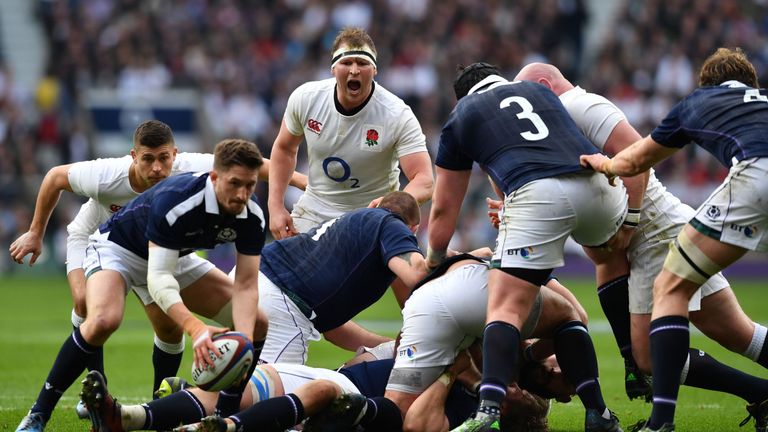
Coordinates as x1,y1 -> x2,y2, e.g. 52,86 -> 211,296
71,309 -> 85,328
154,334 -> 185,354
743,323 -> 767,361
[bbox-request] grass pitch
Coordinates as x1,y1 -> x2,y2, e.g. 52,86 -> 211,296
0,273 -> 766,431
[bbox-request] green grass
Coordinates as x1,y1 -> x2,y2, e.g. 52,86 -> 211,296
1,274 -> 766,431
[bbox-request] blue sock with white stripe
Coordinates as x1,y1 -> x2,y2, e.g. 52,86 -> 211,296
554,320 -> 606,413
648,315 -> 689,429
478,321 -> 521,417
229,393 -> 304,431
142,390 -> 205,430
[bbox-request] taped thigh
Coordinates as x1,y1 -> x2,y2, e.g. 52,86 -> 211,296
663,231 -> 723,285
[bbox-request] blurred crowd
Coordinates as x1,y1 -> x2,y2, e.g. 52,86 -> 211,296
2,0 -> 768,272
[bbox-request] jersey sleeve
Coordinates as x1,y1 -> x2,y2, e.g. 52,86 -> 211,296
284,84 -> 309,137
564,92 -> 626,150
378,216 -> 422,263
67,160 -> 106,198
650,99 -> 690,148
435,112 -> 474,171
394,107 -> 429,158
234,199 -> 267,256
145,193 -> 186,250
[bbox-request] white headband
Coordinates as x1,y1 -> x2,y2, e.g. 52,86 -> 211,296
331,46 -> 377,69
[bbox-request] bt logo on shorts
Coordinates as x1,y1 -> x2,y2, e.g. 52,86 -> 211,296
729,223 -> 758,238
398,345 -> 417,359
307,119 -> 323,134
506,246 -> 533,259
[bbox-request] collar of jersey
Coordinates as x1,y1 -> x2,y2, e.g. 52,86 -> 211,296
467,74 -> 508,95
205,176 -> 249,219
720,80 -> 748,88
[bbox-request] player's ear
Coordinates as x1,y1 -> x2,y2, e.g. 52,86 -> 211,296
210,170 -> 218,183
130,148 -> 137,162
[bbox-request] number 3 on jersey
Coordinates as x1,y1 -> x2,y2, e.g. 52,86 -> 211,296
500,96 -> 550,141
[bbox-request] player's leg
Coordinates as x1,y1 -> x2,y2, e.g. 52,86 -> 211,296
646,225 -> 747,430
18,269 -> 127,431
142,301 -> 185,399
693,285 -> 768,367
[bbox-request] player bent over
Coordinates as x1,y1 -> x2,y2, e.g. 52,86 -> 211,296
16,139 -> 268,432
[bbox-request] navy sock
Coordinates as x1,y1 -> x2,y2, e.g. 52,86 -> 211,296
215,339 -> 263,416
31,328 -> 99,419
478,321 -> 521,414
143,390 -> 206,430
683,348 -> 768,403
759,340 -> 768,369
73,322 -> 106,379
152,344 -> 183,398
597,275 -> 633,361
648,315 -> 689,429
359,396 -> 403,432
231,393 -> 304,432
554,320 -> 606,412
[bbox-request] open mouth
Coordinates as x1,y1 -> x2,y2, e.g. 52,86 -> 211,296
347,80 -> 361,91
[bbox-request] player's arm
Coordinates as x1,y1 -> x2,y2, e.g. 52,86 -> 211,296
427,167 -> 471,267
259,157 -> 308,191
9,164 -> 74,265
231,253 -> 262,342
267,118 -> 304,239
399,151 -> 434,205
323,321 -> 392,352
388,251 -> 429,296
147,242 -> 227,368
581,135 -> 678,180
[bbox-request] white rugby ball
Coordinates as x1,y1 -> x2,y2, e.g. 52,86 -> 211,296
191,332 -> 254,392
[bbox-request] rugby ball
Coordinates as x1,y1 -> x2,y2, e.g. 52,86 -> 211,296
191,332 -> 254,392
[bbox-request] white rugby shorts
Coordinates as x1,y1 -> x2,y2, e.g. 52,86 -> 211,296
692,157 -> 768,252
83,231 -> 214,305
492,172 -> 627,269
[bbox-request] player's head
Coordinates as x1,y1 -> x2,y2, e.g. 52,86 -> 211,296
517,355 -> 574,401
453,62 -> 500,101
130,120 -> 178,191
499,384 -> 550,432
211,139 -> 264,215
699,47 -> 758,88
377,191 -> 420,231
331,27 -> 378,109
515,62 -> 574,96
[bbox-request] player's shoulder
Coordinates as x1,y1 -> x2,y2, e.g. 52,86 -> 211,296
369,82 -> 414,115
293,78 -> 335,97
174,153 -> 214,172
71,154 -> 132,173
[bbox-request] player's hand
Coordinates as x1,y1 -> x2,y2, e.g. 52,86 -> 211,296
185,318 -> 229,369
9,231 -> 43,265
268,207 -> 298,240
367,196 -> 384,208
486,197 -> 503,229
579,153 -> 618,186
447,349 -> 472,375
605,224 -> 636,253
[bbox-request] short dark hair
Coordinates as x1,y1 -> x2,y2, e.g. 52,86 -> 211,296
133,120 -> 174,149
213,139 -> 264,172
378,191 -> 420,225
453,62 -> 500,100
699,47 -> 758,88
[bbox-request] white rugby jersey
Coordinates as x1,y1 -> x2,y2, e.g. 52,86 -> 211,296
284,78 -> 427,211
64,152 -> 213,271
560,87 -> 686,240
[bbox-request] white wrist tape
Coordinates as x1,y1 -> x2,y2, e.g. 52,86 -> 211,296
147,246 -> 183,313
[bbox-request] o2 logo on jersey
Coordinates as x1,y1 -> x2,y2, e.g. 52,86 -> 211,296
307,119 -> 323,134
322,156 -> 360,188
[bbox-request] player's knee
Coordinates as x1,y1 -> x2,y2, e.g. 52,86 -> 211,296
662,230 -> 722,286
85,312 -> 122,338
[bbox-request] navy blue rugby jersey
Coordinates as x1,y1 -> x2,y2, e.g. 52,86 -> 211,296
651,83 -> 768,167
437,79 -> 599,195
259,207 -> 421,332
100,172 -> 266,259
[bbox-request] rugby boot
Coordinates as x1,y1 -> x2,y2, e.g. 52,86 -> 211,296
740,398 -> 768,432
15,412 -> 47,432
304,393 -> 368,432
81,370 -> 123,432
585,409 -> 623,432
